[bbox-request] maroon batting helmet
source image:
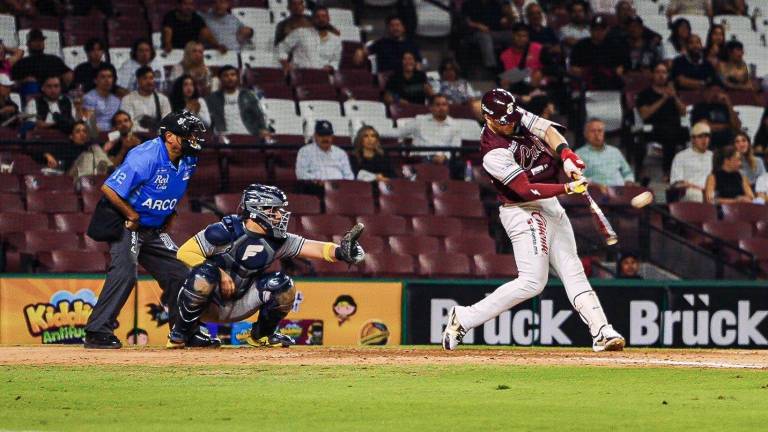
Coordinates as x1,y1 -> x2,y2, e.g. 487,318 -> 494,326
481,88 -> 522,126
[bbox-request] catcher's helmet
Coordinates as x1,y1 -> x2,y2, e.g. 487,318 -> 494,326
481,88 -> 522,126
158,110 -> 206,156
240,184 -> 291,238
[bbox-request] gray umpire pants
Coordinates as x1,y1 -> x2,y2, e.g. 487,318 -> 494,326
85,227 -> 188,335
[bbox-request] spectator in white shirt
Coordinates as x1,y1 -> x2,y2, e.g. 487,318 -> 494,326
667,0 -> 712,17
296,120 -> 354,181
670,122 -> 714,202
277,6 -> 342,73
590,0 -> 631,14
116,38 -> 161,92
398,94 -> 462,165
755,172 -> 768,201
559,1 -> 591,49
205,65 -> 270,138
119,66 -> 172,133
202,0 -> 254,51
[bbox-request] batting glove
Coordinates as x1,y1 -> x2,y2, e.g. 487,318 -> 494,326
564,177 -> 588,195
560,148 -> 586,179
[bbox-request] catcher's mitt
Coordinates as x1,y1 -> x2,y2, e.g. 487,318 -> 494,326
338,223 -> 366,264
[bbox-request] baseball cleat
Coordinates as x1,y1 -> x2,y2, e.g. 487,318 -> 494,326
246,332 -> 295,348
166,328 -> 221,349
441,306 -> 467,351
84,332 -> 122,349
592,325 -> 625,352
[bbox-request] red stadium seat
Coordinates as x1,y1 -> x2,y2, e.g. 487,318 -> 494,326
286,194 -> 322,215
412,163 -> 450,182
379,195 -> 430,216
24,174 -> 76,192
27,191 -> 80,213
244,67 -> 287,87
389,104 -> 430,120
39,250 -> 107,273
418,253 -> 471,278
227,164 -> 270,192
0,174 -> 21,193
332,234 -> 386,254
300,215 -> 353,236
411,215 -> 462,237
0,212 -> 49,238
355,214 -> 408,237
445,235 -> 496,255
378,179 -> 428,199
721,203 -> 768,224
188,164 -> 222,197
325,194 -> 375,216
0,152 -> 43,174
473,254 -> 519,278
433,195 -> 485,219
431,180 -> 480,198
0,193 -> 24,212
703,221 -> 753,263
389,235 -> 441,255
214,193 -> 241,214
82,190 -> 102,213
83,236 -> 109,253
291,68 -> 332,87
77,175 -> 108,193
606,186 -> 653,206
757,221 -> 768,238
324,180 -> 374,198
448,104 -> 477,120
26,128 -> 68,143
168,213 -> 220,244
259,84 -> 294,99
364,252 -> 416,277
739,239 -> 768,261
53,213 -> 90,234
668,202 -> 718,227
340,86 -> 381,102
295,85 -> 338,101
16,231 -> 81,253
334,69 -> 375,88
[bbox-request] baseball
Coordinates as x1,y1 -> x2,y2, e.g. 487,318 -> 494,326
630,191 -> 654,208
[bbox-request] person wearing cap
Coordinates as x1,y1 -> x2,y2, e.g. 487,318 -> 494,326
568,16 -> 625,90
0,73 -> 19,125
295,120 -> 354,182
10,28 -> 71,86
84,110 -> 206,349
669,122 -> 714,202
205,65 -> 270,139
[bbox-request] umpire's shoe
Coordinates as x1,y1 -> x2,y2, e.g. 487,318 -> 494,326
166,328 -> 221,349
84,332 -> 122,349
246,332 -> 295,348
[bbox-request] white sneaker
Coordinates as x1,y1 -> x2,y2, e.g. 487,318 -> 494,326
592,325 -> 625,352
441,307 -> 467,351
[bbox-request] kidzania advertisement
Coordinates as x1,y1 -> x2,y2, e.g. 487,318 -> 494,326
404,281 -> 768,348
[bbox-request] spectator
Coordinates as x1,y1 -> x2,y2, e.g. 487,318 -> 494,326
690,84 -> 740,148
0,42 -> 24,76
461,0 -> 516,69
38,120 -> 91,172
671,35 -> 720,90
361,16 -> 422,74
704,24 -> 726,68
82,65 -> 121,132
120,67 -> 172,133
351,126 -> 396,181
607,1 -> 661,47
384,51 -> 432,105
662,18 -> 692,62
667,0 -> 712,17
170,74 -> 211,127
274,0 -> 313,45
508,69 -> 551,115
162,0 -> 226,52
169,41 -> 215,94
398,94 -> 462,165
500,24 -> 543,75
705,145 -> 755,204
435,59 -> 481,119
617,252 -> 643,279
525,3 -> 558,47
0,74 -> 19,125
559,1 -> 591,50
718,40 -> 755,91
670,122 -> 713,202
755,171 -> 768,201
202,0 -> 253,51
25,75 -> 78,133
103,110 -> 141,166
277,6 -> 341,73
295,120 -> 354,181
116,38 -> 161,92
636,62 -> 688,175
712,0 -> 746,15
569,16 -> 625,90
578,118 -> 635,189
73,38 -> 116,93
205,65 -> 269,138
624,17 -> 660,73
509,0 -> 542,23
10,29 -> 71,87
734,131 -> 765,187
589,0 -> 628,14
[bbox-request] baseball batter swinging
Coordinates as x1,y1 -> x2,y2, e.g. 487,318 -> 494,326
442,88 -> 625,352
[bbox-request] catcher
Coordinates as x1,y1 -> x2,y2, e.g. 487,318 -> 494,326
167,184 -> 365,348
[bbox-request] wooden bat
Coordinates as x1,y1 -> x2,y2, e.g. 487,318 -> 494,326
584,191 -> 618,246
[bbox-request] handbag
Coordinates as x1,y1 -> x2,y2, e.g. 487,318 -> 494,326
86,197 -> 125,242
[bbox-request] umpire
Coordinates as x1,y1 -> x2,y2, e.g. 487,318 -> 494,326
84,111 -> 206,349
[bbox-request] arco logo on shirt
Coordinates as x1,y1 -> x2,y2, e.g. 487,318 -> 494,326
140,198 -> 178,211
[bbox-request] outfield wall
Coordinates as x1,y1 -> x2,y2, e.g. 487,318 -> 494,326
0,276 -> 765,348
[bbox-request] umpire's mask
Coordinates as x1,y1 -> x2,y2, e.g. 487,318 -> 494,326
158,110 -> 206,156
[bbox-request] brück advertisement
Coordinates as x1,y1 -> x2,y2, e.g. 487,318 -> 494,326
405,282 -> 768,348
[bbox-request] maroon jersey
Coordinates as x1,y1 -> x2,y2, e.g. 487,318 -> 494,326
480,108 -> 561,204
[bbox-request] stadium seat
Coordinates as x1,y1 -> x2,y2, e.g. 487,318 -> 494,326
227,163 -> 270,192
168,213 -> 220,244
244,67 -> 286,86
378,179 -> 428,199
355,214 -> 409,237
27,191 -> 80,213
0,193 -> 24,212
300,215 -> 353,236
606,186 -> 653,206
739,239 -> 768,261
53,213 -> 90,234
77,175 -> 108,193
411,215 -> 462,237
713,15 -> 760,46
262,97 -> 299,116
325,193 -> 375,216
341,86 -> 382,102
82,236 -> 109,253
154,49 -> 184,70
39,250 -> 107,273
412,163 -> 450,182
232,7 -> 271,29
333,234 -> 386,254
292,68 -> 333,87
418,252 -> 471,278
349,116 -> 398,138
721,203 -> 768,224
757,221 -> 768,238
286,194 -> 321,215
82,190 -> 102,213
241,50 -> 281,68
584,91 -> 623,132
324,180 -> 374,198
389,104 -> 430,119
364,252 -> 416,277
26,128 -> 68,143
337,24 -> 362,42
434,195 -> 485,219
0,212 -> 49,238
457,119 -> 483,142
703,221 -> 753,263
445,235 -> 496,255
24,174 -> 75,192
335,69 -> 375,89
431,180 -> 480,198
188,164 -> 222,196
298,100 -> 343,120
214,193 -> 241,214
473,254 -> 519,278
0,174 -> 21,193
62,46 -> 87,69
204,49 -> 240,68
390,235 -> 441,255
669,202 -> 718,227
343,100 -> 386,118
0,152 -> 43,175
0,14 -> 18,48
379,195 -> 430,216
17,230 -> 81,253
414,0 -> 452,37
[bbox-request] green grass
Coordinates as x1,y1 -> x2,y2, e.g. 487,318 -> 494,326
1,364 -> 766,431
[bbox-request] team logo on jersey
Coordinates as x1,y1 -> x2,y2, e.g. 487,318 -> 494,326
152,173 -> 170,190
506,103 -> 515,114
241,245 -> 265,260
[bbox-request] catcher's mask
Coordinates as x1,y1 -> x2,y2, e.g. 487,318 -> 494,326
240,184 -> 291,238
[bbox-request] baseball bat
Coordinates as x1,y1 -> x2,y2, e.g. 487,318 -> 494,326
584,191 -> 618,246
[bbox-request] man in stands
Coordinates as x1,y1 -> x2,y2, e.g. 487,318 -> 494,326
120,67 -> 172,133
277,6 -> 342,73
362,16 -> 423,74
461,0 -> 516,70
83,65 -> 121,132
296,120 -> 354,181
202,0 -> 253,51
11,29 -> 71,88
670,122 -> 713,202
25,75 -> 77,133
73,38 -> 117,94
205,65 -> 270,139
398,94 -> 462,165
162,0 -> 226,52
568,16 -> 625,90
275,0 -> 313,45
671,35 -> 720,90
559,0 -> 591,51
690,84 -> 740,148
578,118 -> 636,190
103,110 -> 141,166
116,39 -> 160,92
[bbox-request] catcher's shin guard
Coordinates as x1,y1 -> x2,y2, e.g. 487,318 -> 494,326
250,272 -> 296,340
171,262 -> 220,338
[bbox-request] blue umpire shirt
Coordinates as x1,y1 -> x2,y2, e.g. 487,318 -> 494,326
104,137 -> 196,228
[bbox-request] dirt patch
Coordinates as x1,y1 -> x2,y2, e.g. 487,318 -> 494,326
0,346 -> 765,369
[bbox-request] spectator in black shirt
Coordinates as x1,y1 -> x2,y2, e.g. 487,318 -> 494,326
384,51 -> 433,105
607,0 -> 661,47
0,74 -> 19,125
670,35 -> 720,90
362,16 -> 422,73
569,16 -> 624,90
73,38 -> 117,94
625,17 -> 660,73
103,110 -> 141,166
461,0 -> 516,69
25,75 -> 78,133
636,63 -> 688,175
705,145 -> 754,204
690,84 -> 741,148
526,3 -> 558,47
39,120 -> 90,171
10,29 -> 71,87
162,0 -> 226,52
351,126 -> 396,181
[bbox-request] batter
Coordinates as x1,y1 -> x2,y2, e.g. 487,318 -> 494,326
442,89 -> 625,352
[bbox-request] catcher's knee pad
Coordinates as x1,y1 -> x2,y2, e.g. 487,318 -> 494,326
175,262 -> 220,335
257,272 -> 296,315
186,262 -> 220,296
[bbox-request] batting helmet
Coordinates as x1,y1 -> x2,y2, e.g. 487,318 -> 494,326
481,88 -> 522,126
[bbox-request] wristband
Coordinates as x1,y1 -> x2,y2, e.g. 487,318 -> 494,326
556,143 -> 569,155
322,243 -> 337,263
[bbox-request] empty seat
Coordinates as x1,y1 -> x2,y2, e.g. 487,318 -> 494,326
300,215 -> 353,236
0,152 -> 43,174
342,86 -> 382,102
203,49 -> 239,67
0,193 -> 24,212
703,220 -> 753,263
27,191 -> 80,213
389,235 -> 441,255
389,103 -> 430,120
739,239 -> 768,261
669,202 -> 718,227
414,0 -> 452,37
378,179 -> 427,199
418,252 -> 471,277
286,193 -> 321,215
19,230 -> 80,253
77,175 -> 108,193
445,235 -> 496,255
757,221 -> 768,238
53,213 -> 90,234
214,193 -> 241,214
721,203 -> 768,224
83,236 -> 109,253
336,70 -> 374,88
379,195 -> 430,216
40,250 -> 107,273
227,164 -> 270,192
343,100 -> 386,118
259,83 -> 294,99
411,215 -> 462,237
349,116 -> 398,138
324,180 -> 373,197
0,174 -> 21,193
291,68 -> 332,87
325,194 -> 375,216
333,234 -> 386,254
355,214 -> 408,237
0,212 -> 49,237
412,163 -> 450,182
169,213 -> 220,244
240,49 -> 280,68
298,99 -> 342,118
431,180 -> 480,198
244,67 -> 286,86
24,174 -> 75,192
261,97 -> 299,116
473,254 -> 519,279
433,195 -> 485,219
188,164 -> 222,196
365,252 -> 416,277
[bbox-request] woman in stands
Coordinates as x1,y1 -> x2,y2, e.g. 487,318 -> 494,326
436,59 -> 481,120
718,40 -> 756,92
351,125 -> 396,182
662,18 -> 691,61
384,51 -> 432,105
733,131 -> 765,187
704,24 -> 726,68
170,75 -> 211,127
170,41 -> 215,94
705,145 -> 755,204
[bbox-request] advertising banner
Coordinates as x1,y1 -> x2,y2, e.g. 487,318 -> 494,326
405,281 -> 768,348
